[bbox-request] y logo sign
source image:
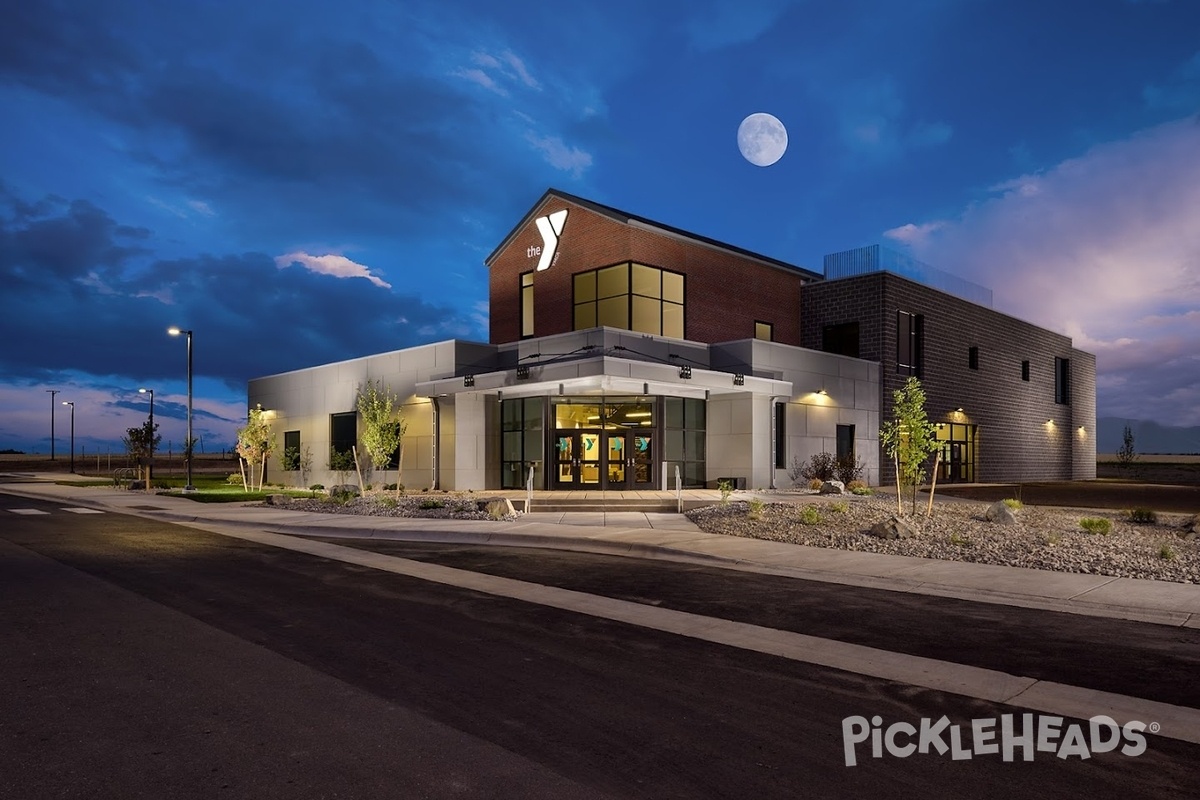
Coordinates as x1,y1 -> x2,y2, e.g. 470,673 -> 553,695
533,209 -> 568,271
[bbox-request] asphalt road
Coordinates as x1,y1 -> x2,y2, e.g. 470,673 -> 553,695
2,492 -> 1198,799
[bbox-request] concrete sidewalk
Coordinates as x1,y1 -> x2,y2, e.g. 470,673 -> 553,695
3,477 -> 1198,629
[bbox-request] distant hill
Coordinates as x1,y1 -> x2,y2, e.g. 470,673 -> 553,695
1097,418 -> 1200,455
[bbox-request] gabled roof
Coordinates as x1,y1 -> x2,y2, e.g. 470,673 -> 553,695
485,188 -> 824,282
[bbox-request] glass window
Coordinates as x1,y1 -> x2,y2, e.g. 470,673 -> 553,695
662,302 -> 684,338
501,398 -> 546,489
774,405 -> 785,469
897,311 -> 923,376
836,424 -> 855,460
574,271 -> 596,303
283,430 -> 300,470
520,271 -> 534,338
596,264 -> 629,298
597,296 -> 628,328
1055,357 -> 1071,405
1022,360 -> 1030,382
663,271 -> 684,304
632,263 -> 660,298
330,412 -> 356,455
632,295 -> 661,335
969,346 -> 979,370
684,398 -> 706,430
574,302 -> 597,329
755,321 -> 773,341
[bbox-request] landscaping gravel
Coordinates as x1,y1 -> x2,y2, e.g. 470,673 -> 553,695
686,495 -> 1200,584
271,494 -> 496,520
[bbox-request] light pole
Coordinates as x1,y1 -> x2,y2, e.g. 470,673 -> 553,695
62,401 -> 75,473
139,387 -> 154,479
46,389 -> 59,460
168,327 -> 194,490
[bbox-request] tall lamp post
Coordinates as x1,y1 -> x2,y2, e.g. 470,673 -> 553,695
61,401 -> 75,473
139,387 -> 154,479
46,389 -> 59,460
168,327 -> 194,491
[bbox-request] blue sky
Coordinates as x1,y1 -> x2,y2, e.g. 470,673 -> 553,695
2,0 -> 1198,454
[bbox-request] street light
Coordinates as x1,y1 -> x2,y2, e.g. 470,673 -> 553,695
139,387 -> 154,479
167,327 -> 194,491
46,389 -> 59,460
61,401 -> 75,473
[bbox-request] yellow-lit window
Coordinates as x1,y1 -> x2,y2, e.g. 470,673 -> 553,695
596,264 -> 629,299
597,296 -> 628,328
572,262 -> 685,337
632,295 -> 660,335
755,321 -> 773,341
632,263 -> 660,298
662,301 -> 684,338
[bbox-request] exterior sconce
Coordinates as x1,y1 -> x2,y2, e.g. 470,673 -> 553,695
816,388 -> 827,395
955,407 -> 964,413
464,374 -> 475,387
733,373 -> 745,386
516,365 -> 530,379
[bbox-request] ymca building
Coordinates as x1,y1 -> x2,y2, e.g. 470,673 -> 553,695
248,189 -> 1096,491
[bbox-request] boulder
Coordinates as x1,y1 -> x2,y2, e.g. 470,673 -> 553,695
985,501 -> 1018,525
329,484 -> 361,498
868,515 -> 918,540
265,494 -> 288,506
1183,514 -> 1199,534
819,480 -> 846,495
480,497 -> 516,518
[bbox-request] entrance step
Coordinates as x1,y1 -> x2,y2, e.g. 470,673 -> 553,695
516,498 -> 680,513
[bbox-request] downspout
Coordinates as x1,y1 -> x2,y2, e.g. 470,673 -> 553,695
430,396 -> 440,491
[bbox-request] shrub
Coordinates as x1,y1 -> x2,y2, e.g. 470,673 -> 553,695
226,473 -> 244,485
950,532 -> 972,547
787,456 -> 808,488
808,478 -> 824,491
718,480 -> 733,504
798,505 -> 821,525
1002,498 -> 1023,510
281,445 -> 300,471
835,454 -> 866,485
1080,518 -> 1112,535
309,484 -> 325,491
801,452 -> 837,482
1044,532 -> 1062,546
1160,545 -> 1177,561
377,496 -> 398,509
1128,508 -> 1157,524
747,498 -> 765,520
850,486 -> 874,496
419,499 -> 446,510
829,501 -> 848,513
846,480 -> 867,492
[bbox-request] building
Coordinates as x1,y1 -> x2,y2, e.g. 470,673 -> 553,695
248,190 -> 1095,491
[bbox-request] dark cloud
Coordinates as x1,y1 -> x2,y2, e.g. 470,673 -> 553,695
0,192 -> 480,390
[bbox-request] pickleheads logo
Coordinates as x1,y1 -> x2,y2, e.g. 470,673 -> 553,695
529,209 -> 568,271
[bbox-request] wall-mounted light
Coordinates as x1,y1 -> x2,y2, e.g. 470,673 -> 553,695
679,366 -> 692,379
1077,425 -> 1087,439
516,365 -> 530,379
733,373 -> 745,386
463,374 -> 475,387
816,388 -> 827,395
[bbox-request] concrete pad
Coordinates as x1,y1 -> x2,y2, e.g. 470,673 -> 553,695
1072,578 -> 1200,615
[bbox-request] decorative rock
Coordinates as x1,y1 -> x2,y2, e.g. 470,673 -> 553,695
329,484 -> 361,498
819,480 -> 846,495
480,497 -> 516,518
1177,529 -> 1197,542
868,515 -> 918,540
1184,514 -> 1199,534
265,494 -> 288,506
986,501 -> 1018,525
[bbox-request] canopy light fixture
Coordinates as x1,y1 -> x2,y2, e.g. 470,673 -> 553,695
679,366 -> 692,379
516,365 -> 530,379
733,373 -> 745,386
463,374 -> 475,387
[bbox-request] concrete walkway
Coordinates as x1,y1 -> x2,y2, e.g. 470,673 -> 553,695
2,477 -> 1198,629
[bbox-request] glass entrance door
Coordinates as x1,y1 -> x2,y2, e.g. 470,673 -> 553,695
553,430 -> 603,488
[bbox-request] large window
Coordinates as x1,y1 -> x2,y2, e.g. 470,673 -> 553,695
897,311 -> 924,376
663,397 -> 706,487
968,346 -> 979,370
1021,360 -> 1030,382
755,321 -> 774,342
282,430 -> 300,470
574,263 -> 684,338
501,397 -> 544,488
1055,357 -> 1071,405
330,412 -> 356,458
774,403 -> 786,468
836,424 -> 855,461
822,322 -> 860,358
520,271 -> 534,338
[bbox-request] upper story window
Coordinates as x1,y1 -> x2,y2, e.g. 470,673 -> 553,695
520,272 -> 534,338
968,346 -> 979,370
755,321 -> 774,342
1055,357 -> 1071,404
1021,360 -> 1030,381
897,311 -> 924,377
822,322 -> 860,358
573,263 -> 684,338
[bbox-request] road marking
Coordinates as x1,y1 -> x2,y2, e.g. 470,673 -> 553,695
8,508 -> 50,515
61,507 -> 105,514
199,525 -> 1200,746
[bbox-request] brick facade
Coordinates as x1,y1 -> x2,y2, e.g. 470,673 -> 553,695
802,273 -> 1097,484
488,194 -> 810,346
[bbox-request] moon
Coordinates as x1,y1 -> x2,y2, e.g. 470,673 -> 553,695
737,113 -> 788,167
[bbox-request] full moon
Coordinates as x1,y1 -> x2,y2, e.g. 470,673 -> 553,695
737,112 -> 788,167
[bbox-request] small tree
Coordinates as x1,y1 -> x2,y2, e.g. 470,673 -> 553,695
235,405 -> 276,492
356,379 -> 407,495
328,448 -> 355,487
1116,424 -> 1138,473
121,420 -> 161,487
879,377 -> 939,515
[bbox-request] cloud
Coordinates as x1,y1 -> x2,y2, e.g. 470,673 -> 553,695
888,117 -> 1200,425
455,49 -> 540,96
453,67 -> 508,96
831,76 -> 953,159
525,133 -> 594,178
1142,50 -> 1200,111
275,251 -> 392,289
685,0 -> 797,50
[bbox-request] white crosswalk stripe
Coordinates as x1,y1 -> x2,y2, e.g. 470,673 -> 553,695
61,507 -> 104,514
9,508 -> 50,515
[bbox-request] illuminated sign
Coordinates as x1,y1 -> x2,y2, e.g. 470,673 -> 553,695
528,209 -> 568,271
